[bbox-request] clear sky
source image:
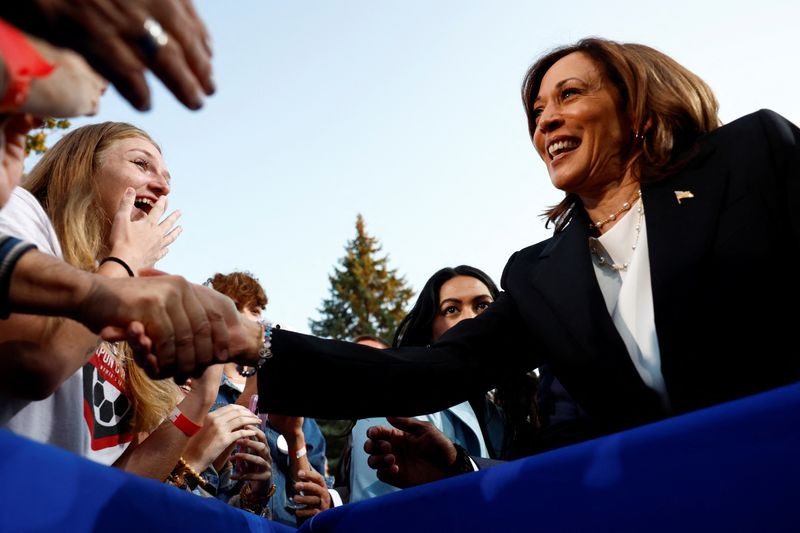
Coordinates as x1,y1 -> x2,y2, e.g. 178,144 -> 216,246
34,0 -> 800,333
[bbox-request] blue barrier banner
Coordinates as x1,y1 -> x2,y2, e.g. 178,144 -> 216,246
3,382 -> 798,532
301,382 -> 800,533
0,430 -> 294,533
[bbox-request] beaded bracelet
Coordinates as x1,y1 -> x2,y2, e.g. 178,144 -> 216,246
238,319 -> 274,377
240,481 -> 276,503
238,482 -> 276,515
168,457 -> 208,490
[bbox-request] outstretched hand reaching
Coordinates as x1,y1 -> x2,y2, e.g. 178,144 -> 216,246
364,416 -> 459,489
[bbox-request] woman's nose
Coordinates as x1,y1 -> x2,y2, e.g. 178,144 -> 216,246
150,173 -> 170,196
538,106 -> 563,132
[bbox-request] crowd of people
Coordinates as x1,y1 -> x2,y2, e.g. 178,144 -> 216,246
1,0 -> 798,528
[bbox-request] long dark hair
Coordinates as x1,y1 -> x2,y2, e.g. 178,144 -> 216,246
392,265 -> 499,348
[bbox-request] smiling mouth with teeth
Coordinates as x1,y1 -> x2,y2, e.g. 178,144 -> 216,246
134,197 -> 155,213
547,139 -> 580,158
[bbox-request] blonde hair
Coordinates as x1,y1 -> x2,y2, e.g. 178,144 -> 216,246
24,122 -> 179,434
521,38 -> 721,231
24,122 -> 161,270
124,350 -> 180,434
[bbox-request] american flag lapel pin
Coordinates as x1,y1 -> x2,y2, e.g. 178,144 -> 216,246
674,190 -> 694,204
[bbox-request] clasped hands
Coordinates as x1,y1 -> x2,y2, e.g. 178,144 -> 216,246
85,273 -> 263,384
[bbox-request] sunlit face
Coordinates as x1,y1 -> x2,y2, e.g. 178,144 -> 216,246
95,136 -> 170,223
431,275 -> 494,342
531,52 -> 632,197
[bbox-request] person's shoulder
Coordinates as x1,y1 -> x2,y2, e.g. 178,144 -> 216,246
0,188 -> 46,238
508,238 -> 553,265
707,109 -> 797,145
0,187 -> 40,217
500,238 -> 553,288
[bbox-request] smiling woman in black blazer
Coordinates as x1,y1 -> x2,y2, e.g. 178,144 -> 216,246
249,38 -> 800,448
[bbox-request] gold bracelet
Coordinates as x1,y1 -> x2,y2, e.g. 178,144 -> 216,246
170,457 -> 208,490
238,482 -> 275,515
166,471 -> 188,489
240,481 -> 276,504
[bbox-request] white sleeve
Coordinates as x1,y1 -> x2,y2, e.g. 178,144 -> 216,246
0,187 -> 63,258
327,488 -> 344,507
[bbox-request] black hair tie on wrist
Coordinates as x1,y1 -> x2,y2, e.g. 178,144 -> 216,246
100,256 -> 135,277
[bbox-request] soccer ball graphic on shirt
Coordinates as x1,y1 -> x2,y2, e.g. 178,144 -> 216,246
89,367 -> 131,428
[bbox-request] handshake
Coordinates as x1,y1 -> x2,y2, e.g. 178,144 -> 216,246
87,271 -> 265,383
9,251 -> 264,384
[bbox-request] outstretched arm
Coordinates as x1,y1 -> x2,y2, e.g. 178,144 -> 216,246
6,251 -> 261,385
255,291 -> 537,419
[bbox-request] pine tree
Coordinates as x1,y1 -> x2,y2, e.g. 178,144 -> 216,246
309,213 -> 413,341
310,214 -> 414,476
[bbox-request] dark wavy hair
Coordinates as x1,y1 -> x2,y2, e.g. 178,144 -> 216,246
392,265 -> 499,348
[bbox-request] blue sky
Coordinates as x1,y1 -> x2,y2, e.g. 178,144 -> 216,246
34,0 -> 800,333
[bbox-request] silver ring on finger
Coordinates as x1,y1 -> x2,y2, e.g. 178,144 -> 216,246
138,18 -> 169,61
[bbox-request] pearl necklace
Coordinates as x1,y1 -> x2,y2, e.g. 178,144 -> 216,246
590,189 -> 642,230
589,196 -> 643,272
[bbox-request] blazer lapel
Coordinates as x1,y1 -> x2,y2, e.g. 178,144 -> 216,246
644,143 -> 722,303
527,206 -> 666,423
529,208 -> 631,365
643,141 -> 726,395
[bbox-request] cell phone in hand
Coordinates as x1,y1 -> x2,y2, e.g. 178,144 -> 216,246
248,394 -> 269,425
233,394 -> 260,476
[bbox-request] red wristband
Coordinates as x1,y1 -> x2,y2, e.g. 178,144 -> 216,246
0,19 -> 54,110
168,407 -> 202,437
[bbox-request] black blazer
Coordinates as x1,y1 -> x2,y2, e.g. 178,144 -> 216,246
260,109 -> 800,436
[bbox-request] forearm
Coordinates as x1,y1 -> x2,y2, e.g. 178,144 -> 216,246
115,389 -> 214,479
283,430 -> 311,483
0,253 -> 155,399
114,424 -> 190,481
0,315 -> 97,399
257,294 -> 533,419
7,249 -> 97,320
258,330 -> 497,419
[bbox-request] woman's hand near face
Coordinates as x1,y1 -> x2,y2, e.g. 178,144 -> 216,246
107,187 -> 181,275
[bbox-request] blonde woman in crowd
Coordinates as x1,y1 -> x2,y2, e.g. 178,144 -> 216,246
0,122 -> 218,480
